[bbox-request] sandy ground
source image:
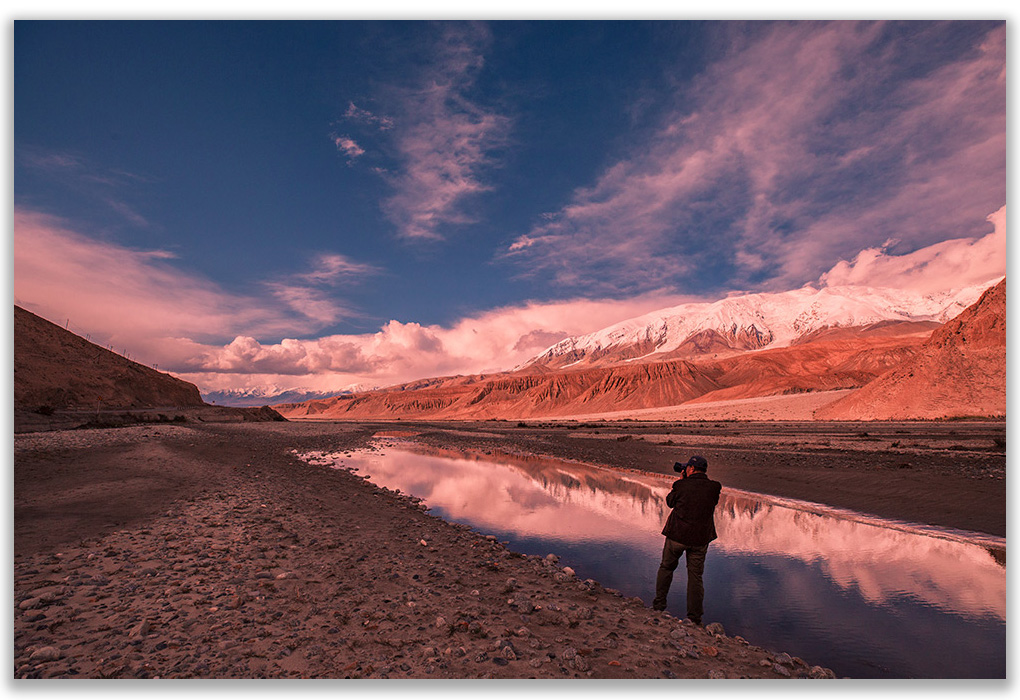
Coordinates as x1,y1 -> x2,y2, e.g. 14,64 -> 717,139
14,422 -> 840,680
556,390 -> 855,422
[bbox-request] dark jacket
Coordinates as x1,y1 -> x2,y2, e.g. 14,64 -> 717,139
661,472 -> 722,546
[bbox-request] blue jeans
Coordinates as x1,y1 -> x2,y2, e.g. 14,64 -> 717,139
652,537 -> 708,623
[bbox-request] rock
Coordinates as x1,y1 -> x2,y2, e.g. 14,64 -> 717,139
254,572 -> 273,579
773,664 -> 792,677
529,658 -> 543,668
704,622 -> 725,636
501,646 -> 517,661
419,539 -> 428,547
708,669 -> 726,679
18,597 -> 41,610
774,652 -> 793,666
544,554 -> 559,564
572,655 -> 590,672
562,566 -> 575,577
275,572 -> 297,580
435,616 -> 447,628
29,646 -> 61,663
561,647 -> 577,660
809,665 -> 837,679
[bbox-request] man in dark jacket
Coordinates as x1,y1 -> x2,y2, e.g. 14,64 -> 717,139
652,455 -> 722,624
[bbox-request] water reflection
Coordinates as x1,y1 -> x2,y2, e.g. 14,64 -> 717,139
297,442 -> 1005,678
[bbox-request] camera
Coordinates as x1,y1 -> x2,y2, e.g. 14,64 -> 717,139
673,461 -> 686,475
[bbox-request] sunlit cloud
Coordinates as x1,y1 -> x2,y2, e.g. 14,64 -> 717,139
818,206 -> 1006,294
14,206 -> 690,394
342,24 -> 511,241
344,101 -> 394,130
506,22 -> 1005,296
13,209 -> 360,365
331,134 -> 365,163
179,292 -> 695,391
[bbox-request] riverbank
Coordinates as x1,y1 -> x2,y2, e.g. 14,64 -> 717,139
14,422 -> 837,679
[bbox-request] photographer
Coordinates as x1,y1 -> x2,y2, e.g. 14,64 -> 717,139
652,455 -> 722,625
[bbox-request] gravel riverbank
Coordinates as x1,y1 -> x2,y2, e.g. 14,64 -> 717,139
14,422 -> 837,679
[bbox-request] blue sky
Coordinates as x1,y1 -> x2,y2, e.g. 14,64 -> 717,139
12,18 -> 1008,394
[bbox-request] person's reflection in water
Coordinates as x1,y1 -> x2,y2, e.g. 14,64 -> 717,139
652,455 -> 722,625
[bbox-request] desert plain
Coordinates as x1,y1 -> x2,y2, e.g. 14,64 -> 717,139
13,404 -> 1005,679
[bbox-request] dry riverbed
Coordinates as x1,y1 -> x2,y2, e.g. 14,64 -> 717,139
14,421 -> 835,679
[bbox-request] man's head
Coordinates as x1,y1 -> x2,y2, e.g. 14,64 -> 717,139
675,455 -> 708,474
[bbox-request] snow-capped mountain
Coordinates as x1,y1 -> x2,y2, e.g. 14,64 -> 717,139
527,280 -> 1001,369
202,386 -> 352,407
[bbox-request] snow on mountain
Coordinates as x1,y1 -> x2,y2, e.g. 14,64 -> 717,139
202,386 -> 353,407
527,279 -> 1001,368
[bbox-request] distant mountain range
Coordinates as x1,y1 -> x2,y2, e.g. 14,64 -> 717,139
203,387 -> 356,408
274,278 -> 1005,421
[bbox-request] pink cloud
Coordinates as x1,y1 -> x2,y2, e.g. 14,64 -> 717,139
372,24 -> 511,240
331,134 -> 365,162
14,206 -> 693,395
12,209 -> 367,370
818,206 -> 1006,294
180,292 -> 694,392
507,22 -> 1006,295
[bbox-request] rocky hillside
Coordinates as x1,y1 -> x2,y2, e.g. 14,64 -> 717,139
815,279 -> 1006,420
14,305 -> 205,410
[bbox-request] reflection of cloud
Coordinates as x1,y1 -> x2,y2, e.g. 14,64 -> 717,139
715,493 -> 1005,619
308,445 -> 1006,622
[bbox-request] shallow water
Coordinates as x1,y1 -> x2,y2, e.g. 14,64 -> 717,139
297,442 -> 1006,679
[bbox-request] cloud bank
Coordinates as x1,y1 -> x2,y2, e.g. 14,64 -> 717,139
13,200 -> 1005,397
506,21 -> 1006,296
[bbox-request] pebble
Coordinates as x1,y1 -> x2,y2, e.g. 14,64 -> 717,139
705,622 -> 725,636
773,664 -> 792,677
29,646 -> 61,663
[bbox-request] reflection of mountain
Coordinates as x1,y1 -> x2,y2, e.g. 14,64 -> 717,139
305,444 -> 1005,622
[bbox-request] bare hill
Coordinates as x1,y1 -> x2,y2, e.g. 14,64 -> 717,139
14,305 -> 204,410
815,279 -> 1006,420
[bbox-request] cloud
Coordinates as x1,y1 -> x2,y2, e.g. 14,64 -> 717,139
506,21 -> 1005,296
12,209 -> 371,368
295,253 -> 380,285
342,24 -> 511,241
818,205 -> 1006,294
179,292 -> 694,390
17,146 -> 154,227
344,102 -> 394,130
331,134 -> 365,163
